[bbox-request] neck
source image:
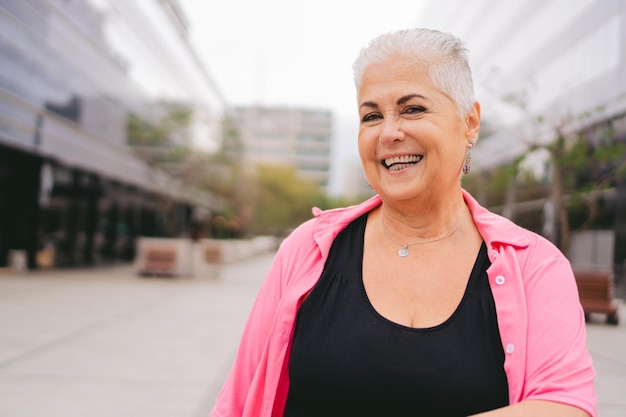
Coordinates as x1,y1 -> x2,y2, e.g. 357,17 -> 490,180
379,193 -> 469,239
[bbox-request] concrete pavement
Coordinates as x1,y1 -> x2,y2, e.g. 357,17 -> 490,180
586,307 -> 626,416
0,255 -> 271,417
0,254 -> 625,416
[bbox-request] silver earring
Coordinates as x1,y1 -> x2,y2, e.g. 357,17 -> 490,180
463,139 -> 476,175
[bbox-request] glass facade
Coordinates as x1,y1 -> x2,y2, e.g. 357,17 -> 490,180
0,0 -> 226,268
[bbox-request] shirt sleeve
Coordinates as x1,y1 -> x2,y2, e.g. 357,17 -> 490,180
210,246 -> 288,417
520,237 -> 597,416
211,218 -> 321,417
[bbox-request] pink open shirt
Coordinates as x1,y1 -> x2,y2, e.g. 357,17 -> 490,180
212,190 -> 597,417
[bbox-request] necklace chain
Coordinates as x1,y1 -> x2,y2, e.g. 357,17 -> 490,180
380,215 -> 467,257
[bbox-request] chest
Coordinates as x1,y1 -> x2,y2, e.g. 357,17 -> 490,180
363,226 -> 483,328
285,217 -> 508,415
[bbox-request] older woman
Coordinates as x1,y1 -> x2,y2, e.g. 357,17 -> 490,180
211,29 -> 596,417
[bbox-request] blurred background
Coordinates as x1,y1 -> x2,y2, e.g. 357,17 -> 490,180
0,0 -> 625,294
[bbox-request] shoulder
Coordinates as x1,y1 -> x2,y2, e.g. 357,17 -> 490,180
464,191 -> 568,273
265,198 -> 380,294
464,190 -> 559,252
278,195 -> 382,259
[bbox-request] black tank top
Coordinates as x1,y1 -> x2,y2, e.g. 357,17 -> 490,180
284,213 -> 508,417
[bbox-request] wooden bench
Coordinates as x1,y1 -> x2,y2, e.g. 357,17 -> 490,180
574,270 -> 619,325
204,244 -> 223,263
140,248 -> 177,276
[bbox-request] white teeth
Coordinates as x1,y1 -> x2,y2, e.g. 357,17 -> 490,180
383,155 -> 423,170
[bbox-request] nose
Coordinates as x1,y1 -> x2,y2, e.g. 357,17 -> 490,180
379,115 -> 404,145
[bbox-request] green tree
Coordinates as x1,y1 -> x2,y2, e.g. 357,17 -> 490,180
490,105 -> 626,257
526,113 -> 626,256
250,164 -> 324,236
127,102 -> 193,169
175,116 -> 257,237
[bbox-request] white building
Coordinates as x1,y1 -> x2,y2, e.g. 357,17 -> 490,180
234,106 -> 333,191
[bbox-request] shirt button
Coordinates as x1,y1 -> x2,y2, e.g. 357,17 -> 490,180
495,275 -> 506,285
506,343 -> 515,354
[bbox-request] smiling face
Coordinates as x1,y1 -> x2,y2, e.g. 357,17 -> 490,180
357,55 -> 480,207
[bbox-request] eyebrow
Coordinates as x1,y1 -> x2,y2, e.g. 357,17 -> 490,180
359,94 -> 427,110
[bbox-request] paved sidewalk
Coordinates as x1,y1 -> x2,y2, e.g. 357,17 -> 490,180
0,254 -> 272,417
0,254 -> 624,416
586,305 -> 626,417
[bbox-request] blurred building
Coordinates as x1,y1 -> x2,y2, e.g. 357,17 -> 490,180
416,0 -> 626,288
0,0 -> 228,269
233,106 -> 333,191
416,0 -> 626,170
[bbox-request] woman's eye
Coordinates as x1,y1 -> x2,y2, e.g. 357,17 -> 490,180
404,106 -> 426,114
362,113 -> 381,122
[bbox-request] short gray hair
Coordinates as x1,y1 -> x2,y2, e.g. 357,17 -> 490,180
353,28 -> 475,116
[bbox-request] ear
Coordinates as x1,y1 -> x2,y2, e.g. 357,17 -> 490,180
464,101 -> 481,141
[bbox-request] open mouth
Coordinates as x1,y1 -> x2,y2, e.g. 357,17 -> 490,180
382,155 -> 423,171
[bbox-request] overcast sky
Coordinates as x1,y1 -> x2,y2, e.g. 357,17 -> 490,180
179,1 -> 425,118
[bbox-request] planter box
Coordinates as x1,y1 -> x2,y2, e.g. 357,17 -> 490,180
134,236 -> 278,278
135,238 -> 192,277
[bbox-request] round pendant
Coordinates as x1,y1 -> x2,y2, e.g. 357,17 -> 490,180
398,247 -> 410,257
